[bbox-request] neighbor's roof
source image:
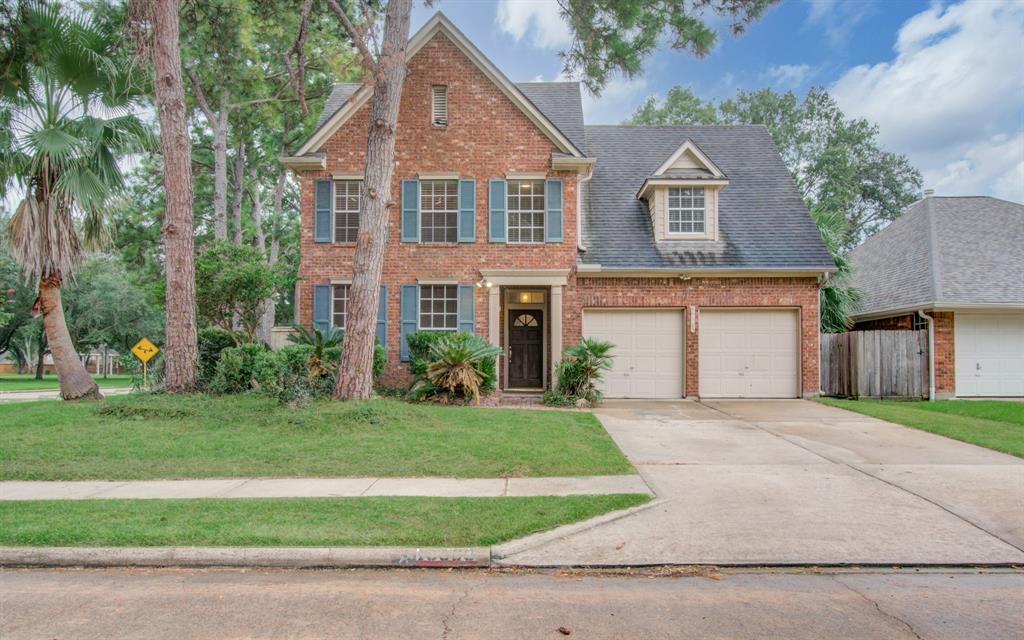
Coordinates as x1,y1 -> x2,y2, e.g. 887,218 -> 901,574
313,81 -> 587,155
579,125 -> 835,272
850,196 -> 1024,316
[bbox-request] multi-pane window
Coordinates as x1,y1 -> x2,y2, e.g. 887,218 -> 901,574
911,314 -> 928,331
420,180 -> 458,243
332,284 -> 349,329
419,285 -> 457,330
667,187 -> 706,234
334,180 -> 361,243
507,180 -> 545,243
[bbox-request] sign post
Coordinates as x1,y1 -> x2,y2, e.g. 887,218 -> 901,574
130,338 -> 160,386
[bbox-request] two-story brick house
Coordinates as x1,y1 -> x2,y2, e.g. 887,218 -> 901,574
282,13 -> 836,399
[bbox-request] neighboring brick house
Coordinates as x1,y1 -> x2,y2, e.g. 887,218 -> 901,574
850,195 -> 1024,399
282,13 -> 836,399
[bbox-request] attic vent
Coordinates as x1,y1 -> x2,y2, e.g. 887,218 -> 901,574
431,85 -> 448,126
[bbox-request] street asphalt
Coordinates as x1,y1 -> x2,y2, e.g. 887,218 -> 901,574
1,567 -> 1022,639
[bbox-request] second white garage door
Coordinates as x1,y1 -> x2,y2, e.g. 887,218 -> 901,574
955,313 -> 1024,397
699,309 -> 800,398
582,309 -> 684,398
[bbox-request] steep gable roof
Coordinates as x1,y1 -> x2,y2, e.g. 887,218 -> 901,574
580,125 -> 835,273
292,12 -> 585,158
850,196 -> 1024,316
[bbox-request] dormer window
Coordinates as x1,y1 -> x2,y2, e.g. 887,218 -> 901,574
667,187 -> 705,235
431,85 -> 448,126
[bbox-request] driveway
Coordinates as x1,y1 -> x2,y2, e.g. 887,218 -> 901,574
496,400 -> 1024,566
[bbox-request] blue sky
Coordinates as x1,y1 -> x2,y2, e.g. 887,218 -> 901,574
411,0 -> 1024,202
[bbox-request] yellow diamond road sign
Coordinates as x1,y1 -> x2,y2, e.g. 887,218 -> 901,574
131,338 -> 159,364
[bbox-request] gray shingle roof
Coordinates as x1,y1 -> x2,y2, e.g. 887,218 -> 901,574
515,82 -> 586,154
315,83 -> 361,130
580,125 -> 835,271
850,196 -> 1024,315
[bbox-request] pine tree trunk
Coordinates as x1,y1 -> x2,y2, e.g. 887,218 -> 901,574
335,0 -> 412,400
212,118 -> 228,240
153,0 -> 198,392
38,277 -> 101,400
231,140 -> 245,245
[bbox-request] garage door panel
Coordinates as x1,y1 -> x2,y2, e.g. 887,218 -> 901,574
699,309 -> 799,398
582,309 -> 684,399
956,314 -> 1024,397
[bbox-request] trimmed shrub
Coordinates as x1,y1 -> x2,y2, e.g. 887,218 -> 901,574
209,342 -> 271,394
197,326 -> 238,387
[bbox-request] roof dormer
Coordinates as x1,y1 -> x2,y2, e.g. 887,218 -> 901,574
638,139 -> 729,242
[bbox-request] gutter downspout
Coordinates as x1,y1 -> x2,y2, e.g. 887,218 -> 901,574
918,309 -> 935,401
577,166 -> 594,251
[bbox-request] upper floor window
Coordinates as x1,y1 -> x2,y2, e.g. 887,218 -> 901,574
507,179 -> 545,244
334,180 -> 361,243
431,85 -> 448,126
667,187 -> 705,235
420,180 -> 458,243
419,284 -> 457,330
332,284 -> 349,329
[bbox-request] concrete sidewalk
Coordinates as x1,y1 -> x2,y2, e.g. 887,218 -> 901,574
0,387 -> 132,402
0,475 -> 652,500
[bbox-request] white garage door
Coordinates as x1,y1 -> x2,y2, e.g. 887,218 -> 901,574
955,314 -> 1024,397
582,309 -> 684,398
699,309 -> 799,398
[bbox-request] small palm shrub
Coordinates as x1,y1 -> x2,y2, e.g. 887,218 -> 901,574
410,332 -> 500,403
286,325 -> 343,377
543,338 -> 614,407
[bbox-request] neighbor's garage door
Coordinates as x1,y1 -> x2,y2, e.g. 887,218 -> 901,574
955,314 -> 1024,397
582,309 -> 684,398
699,309 -> 799,398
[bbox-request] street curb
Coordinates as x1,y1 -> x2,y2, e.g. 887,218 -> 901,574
491,497 -> 668,560
0,546 -> 491,569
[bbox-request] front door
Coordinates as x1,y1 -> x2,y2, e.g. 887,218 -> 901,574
508,310 -> 543,388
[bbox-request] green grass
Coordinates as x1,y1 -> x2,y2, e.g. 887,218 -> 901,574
0,374 -> 134,391
0,494 -> 650,547
0,394 -> 633,480
818,398 -> 1024,458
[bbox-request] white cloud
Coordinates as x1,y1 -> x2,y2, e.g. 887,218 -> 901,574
766,64 -> 812,88
804,0 -> 878,47
496,0 -> 572,49
831,0 -> 1024,201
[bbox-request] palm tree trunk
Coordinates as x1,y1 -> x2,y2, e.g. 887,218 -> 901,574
335,0 -> 412,400
153,0 -> 199,392
38,277 -> 101,400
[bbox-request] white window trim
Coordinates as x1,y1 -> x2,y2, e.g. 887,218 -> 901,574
333,178 -> 362,243
332,283 -> 350,330
506,179 -> 546,245
420,179 -> 459,244
418,284 -> 459,332
666,186 -> 707,237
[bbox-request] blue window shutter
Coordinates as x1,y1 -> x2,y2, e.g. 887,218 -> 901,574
457,179 -> 476,242
488,179 -> 507,242
458,285 -> 475,334
312,284 -> 331,332
399,284 -> 419,362
375,285 -> 388,348
314,180 -> 333,243
545,178 -> 563,243
401,179 -> 419,242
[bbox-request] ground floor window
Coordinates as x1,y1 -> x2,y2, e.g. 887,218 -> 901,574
332,284 -> 349,329
911,314 -> 928,331
420,284 -> 457,330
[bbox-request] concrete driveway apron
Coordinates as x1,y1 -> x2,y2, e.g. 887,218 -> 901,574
497,400 -> 1024,566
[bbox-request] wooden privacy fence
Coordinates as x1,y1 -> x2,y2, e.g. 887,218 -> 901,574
820,330 -> 929,399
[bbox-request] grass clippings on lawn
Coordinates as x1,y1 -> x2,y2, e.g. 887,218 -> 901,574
0,494 -> 650,547
818,398 -> 1024,458
0,394 -> 634,480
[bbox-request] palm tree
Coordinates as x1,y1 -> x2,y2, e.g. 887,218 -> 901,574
1,3 -> 150,399
812,207 -> 863,333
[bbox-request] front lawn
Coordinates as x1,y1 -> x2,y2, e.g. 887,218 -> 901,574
0,494 -> 649,547
0,394 -> 633,480
0,374 -> 134,392
818,398 -> 1024,458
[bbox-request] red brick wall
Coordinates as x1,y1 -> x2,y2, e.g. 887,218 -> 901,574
568,276 -> 821,396
295,32 -> 577,384
931,311 -> 955,397
854,314 -> 913,331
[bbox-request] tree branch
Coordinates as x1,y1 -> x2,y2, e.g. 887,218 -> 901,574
324,0 -> 378,74
187,70 -> 218,125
